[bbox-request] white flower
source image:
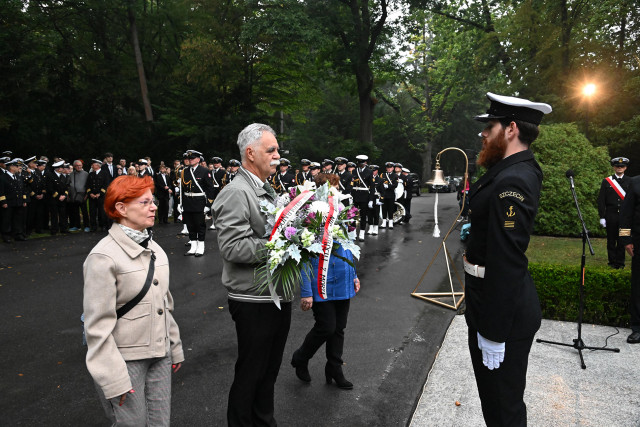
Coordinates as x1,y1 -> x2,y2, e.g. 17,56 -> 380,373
297,181 -> 316,193
309,200 -> 330,215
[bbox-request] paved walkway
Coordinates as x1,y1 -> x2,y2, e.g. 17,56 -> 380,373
411,315 -> 640,426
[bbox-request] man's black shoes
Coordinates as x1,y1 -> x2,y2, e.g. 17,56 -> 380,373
627,331 -> 640,344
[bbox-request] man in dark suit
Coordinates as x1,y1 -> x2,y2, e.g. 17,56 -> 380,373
464,92 -> 551,426
401,168 -> 414,223
618,176 -> 640,344
101,152 -> 116,184
598,157 -> 631,269
154,165 -> 172,224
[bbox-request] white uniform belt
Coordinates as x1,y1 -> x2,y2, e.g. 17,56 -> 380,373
213,184 -> 220,188
353,187 -> 369,191
184,192 -> 205,197
463,256 -> 485,278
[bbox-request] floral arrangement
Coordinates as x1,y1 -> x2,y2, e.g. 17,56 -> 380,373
256,181 -> 360,302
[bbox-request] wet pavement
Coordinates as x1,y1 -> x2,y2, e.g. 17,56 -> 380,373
0,193 -> 467,426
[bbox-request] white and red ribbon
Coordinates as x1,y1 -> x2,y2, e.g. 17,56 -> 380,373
316,195 -> 338,300
269,190 -> 314,241
605,176 -> 626,200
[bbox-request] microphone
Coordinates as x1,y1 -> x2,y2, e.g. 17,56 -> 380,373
565,169 -> 575,189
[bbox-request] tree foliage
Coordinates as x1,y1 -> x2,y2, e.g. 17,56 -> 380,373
533,123 -> 610,236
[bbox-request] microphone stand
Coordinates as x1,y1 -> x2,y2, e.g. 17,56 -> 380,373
535,176 -> 620,369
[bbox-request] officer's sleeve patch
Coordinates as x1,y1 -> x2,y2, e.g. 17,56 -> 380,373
504,205 -> 517,228
499,191 -> 525,202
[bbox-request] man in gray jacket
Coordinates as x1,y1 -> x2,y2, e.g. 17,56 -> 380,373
213,123 -> 290,427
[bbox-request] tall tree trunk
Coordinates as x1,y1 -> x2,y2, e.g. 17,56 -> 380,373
355,62 -> 374,143
128,3 -> 153,122
420,145 -> 432,184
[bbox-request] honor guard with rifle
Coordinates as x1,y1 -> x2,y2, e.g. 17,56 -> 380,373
209,156 -> 229,230
368,165 -> 382,235
295,159 -> 312,185
269,158 -> 295,195
351,155 -> 373,241
228,159 -> 241,182
334,157 -> 353,199
180,150 -> 215,257
598,157 -> 631,269
379,162 -> 398,229
171,159 -> 182,223
321,159 -> 334,174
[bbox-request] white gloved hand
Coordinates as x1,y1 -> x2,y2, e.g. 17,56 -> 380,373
174,187 -> 179,193
368,201 -> 373,209
177,204 -> 183,213
204,206 -> 211,213
383,183 -> 388,189
477,332 -> 505,370
376,200 -> 383,205
600,218 -> 606,228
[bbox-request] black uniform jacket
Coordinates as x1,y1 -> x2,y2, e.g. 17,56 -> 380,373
180,165 -> 215,212
380,172 -> 398,201
351,167 -> 373,203
269,171 -> 295,194
154,173 -> 171,200
25,169 -> 45,199
295,170 -> 312,186
597,175 -> 630,219
337,171 -> 352,195
0,172 -> 27,206
211,168 -> 229,195
45,171 -> 69,201
465,150 -> 543,343
86,170 -> 108,196
619,176 -> 640,246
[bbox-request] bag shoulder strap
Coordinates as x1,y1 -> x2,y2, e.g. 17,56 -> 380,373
116,250 -> 156,319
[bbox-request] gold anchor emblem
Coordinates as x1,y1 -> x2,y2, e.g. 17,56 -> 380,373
506,206 -> 516,217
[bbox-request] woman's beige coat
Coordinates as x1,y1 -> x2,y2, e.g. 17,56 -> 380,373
83,224 -> 184,399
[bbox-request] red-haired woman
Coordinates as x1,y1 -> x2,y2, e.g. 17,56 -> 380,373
83,175 -> 184,426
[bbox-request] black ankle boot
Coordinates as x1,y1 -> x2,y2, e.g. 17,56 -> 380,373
325,365 -> 353,390
291,350 -> 311,382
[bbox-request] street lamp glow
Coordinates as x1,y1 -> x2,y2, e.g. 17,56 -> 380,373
583,83 -> 596,97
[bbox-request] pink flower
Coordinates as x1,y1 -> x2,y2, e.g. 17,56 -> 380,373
346,206 -> 359,219
347,225 -> 356,232
284,226 -> 298,240
289,187 -> 297,199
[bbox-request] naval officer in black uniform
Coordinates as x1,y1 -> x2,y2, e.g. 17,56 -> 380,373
351,155 -> 372,240
181,150 -> 214,256
464,92 -> 551,426
618,177 -> 640,343
597,157 -> 631,269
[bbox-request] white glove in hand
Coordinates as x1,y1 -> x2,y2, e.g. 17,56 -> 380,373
177,204 -> 183,213
383,183 -> 388,189
600,218 -> 606,228
174,187 -> 179,193
477,332 -> 505,370
368,201 -> 373,209
377,200 -> 383,205
204,206 -> 211,213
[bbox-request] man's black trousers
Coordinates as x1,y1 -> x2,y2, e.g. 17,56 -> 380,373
468,328 -> 534,427
182,211 -> 205,241
227,300 -> 291,427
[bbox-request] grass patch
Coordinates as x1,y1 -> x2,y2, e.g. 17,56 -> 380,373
528,235 -> 612,268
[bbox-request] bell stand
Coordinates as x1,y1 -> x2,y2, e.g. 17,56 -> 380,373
411,147 -> 469,310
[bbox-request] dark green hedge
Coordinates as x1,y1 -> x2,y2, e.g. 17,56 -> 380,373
530,263 -> 631,327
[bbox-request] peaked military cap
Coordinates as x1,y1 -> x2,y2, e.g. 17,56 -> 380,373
371,164 -> 380,171
385,162 -> 395,168
310,162 -> 321,170
91,158 -> 103,165
611,157 -> 630,167
474,92 -> 552,125
279,158 -> 291,167
395,163 -> 403,168
185,150 -> 202,159
402,168 -> 410,173
137,158 -> 149,165
322,158 -> 334,166
229,159 -> 241,167
25,156 -> 36,163
300,159 -> 311,166
36,160 -> 47,166
347,162 -> 356,168
334,157 -> 348,165
6,158 -> 24,167
0,157 -> 9,163
211,156 -> 223,163
355,154 -> 368,163
52,160 -> 65,168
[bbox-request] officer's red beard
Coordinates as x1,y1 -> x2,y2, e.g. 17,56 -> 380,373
477,127 -> 507,169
